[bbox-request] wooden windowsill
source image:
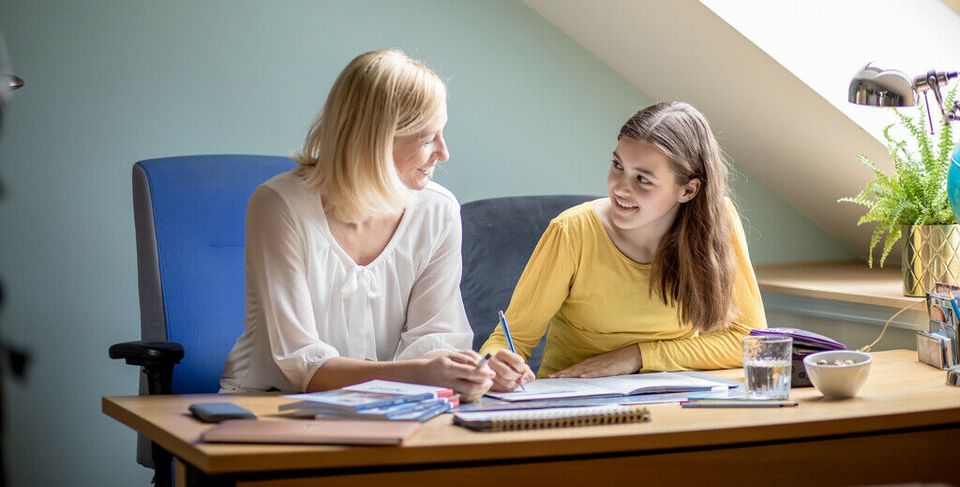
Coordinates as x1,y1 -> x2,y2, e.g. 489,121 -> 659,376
755,261 -> 923,310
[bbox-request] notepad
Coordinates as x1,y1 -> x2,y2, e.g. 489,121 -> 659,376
453,405 -> 651,432
201,419 -> 420,445
484,372 -> 730,402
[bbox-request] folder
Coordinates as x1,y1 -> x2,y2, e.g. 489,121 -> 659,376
201,419 -> 420,445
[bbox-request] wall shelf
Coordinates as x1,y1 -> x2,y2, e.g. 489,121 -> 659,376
755,261 -> 926,350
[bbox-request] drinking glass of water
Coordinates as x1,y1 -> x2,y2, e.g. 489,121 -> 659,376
742,335 -> 792,400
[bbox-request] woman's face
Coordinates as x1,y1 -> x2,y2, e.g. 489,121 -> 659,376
393,102 -> 449,191
606,138 -> 699,233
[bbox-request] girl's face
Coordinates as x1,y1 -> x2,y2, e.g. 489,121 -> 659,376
393,102 -> 449,191
606,138 -> 699,233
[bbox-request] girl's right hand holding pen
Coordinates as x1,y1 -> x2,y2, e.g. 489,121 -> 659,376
488,349 -> 535,392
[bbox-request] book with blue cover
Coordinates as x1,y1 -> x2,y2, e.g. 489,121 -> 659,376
280,380 -> 458,421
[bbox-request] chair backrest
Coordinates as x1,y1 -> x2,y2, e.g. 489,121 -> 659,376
133,155 -> 296,394
460,195 -> 597,372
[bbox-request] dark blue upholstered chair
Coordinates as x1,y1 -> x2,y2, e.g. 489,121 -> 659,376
109,155 -> 295,486
460,195 -> 597,373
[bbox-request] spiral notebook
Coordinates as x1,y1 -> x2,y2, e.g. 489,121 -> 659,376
452,405 -> 651,432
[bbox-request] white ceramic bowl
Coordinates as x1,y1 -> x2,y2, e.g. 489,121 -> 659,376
802,350 -> 873,399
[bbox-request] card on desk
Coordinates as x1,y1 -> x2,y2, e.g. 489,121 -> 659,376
201,419 -> 421,445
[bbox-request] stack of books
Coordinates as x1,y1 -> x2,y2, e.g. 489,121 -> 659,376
280,380 -> 459,422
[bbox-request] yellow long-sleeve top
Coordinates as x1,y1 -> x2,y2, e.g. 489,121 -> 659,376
479,198 -> 767,377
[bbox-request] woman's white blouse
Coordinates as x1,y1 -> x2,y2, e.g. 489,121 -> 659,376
220,171 -> 473,393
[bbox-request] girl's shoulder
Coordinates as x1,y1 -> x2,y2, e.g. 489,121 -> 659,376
552,198 -> 606,224
546,198 -> 607,237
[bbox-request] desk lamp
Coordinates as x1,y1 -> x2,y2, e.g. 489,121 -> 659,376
848,64 -> 960,222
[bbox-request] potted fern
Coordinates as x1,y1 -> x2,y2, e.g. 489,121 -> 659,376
840,85 -> 960,296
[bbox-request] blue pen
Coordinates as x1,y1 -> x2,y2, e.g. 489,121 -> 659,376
498,310 -> 526,391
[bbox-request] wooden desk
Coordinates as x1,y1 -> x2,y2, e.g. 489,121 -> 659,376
104,351 -> 960,486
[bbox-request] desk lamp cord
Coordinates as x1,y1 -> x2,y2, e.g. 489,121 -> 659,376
859,300 -> 926,353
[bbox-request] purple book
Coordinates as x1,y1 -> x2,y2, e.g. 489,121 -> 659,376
750,327 -> 846,351
749,328 -> 846,388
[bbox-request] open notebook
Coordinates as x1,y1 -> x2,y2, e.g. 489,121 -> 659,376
485,372 -> 731,402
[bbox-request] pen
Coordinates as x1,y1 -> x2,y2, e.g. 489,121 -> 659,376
498,310 -> 525,391
475,352 -> 492,370
680,399 -> 798,408
499,310 -> 517,354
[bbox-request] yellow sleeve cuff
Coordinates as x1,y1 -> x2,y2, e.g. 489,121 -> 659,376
637,341 -> 660,372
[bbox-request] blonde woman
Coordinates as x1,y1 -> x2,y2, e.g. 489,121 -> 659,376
221,50 -> 494,401
481,102 -> 767,391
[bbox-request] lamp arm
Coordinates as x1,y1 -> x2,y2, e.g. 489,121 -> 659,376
925,71 -> 948,118
915,70 -> 960,133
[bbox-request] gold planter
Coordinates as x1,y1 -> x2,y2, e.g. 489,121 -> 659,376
902,225 -> 960,297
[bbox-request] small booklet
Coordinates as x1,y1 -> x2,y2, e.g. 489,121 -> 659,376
304,398 -> 455,422
282,389 -> 433,413
201,419 -> 420,445
453,405 -> 651,432
484,372 -> 730,402
343,380 -> 455,398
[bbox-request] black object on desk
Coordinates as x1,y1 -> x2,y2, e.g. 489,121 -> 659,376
189,402 -> 257,423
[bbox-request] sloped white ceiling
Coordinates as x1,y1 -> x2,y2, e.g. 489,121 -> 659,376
945,0 -> 960,16
524,0 -> 893,255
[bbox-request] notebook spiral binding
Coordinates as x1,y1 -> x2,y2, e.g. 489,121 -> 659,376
490,406 -> 651,432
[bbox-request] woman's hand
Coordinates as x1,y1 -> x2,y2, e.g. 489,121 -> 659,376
419,350 -> 495,402
488,349 -> 536,392
549,345 -> 642,378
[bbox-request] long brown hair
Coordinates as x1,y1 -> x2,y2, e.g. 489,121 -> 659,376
619,102 -> 735,332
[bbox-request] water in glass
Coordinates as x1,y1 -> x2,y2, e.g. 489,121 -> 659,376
742,336 -> 792,400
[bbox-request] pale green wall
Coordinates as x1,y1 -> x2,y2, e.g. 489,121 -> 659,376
0,1 -> 852,485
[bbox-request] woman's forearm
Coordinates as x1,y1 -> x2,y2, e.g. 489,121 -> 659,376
305,357 -> 428,392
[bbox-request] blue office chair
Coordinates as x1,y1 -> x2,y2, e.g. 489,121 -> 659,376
460,195 -> 597,373
108,154 -> 592,485
108,155 -> 295,486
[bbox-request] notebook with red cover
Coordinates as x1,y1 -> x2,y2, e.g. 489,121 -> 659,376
201,419 -> 420,445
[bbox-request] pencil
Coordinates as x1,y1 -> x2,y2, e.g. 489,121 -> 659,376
475,352 -> 493,370
680,399 -> 798,408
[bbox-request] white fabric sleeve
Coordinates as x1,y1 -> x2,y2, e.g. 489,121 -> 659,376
394,213 -> 474,360
246,186 -> 340,391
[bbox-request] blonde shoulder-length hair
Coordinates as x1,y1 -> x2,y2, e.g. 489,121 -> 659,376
620,101 -> 737,333
293,49 -> 446,224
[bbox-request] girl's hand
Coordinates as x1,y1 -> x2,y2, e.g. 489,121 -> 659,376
488,349 -> 536,392
420,350 -> 494,402
549,345 -> 642,378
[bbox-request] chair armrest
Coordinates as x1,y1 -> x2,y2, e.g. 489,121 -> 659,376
109,341 -> 184,367
109,341 -> 184,395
